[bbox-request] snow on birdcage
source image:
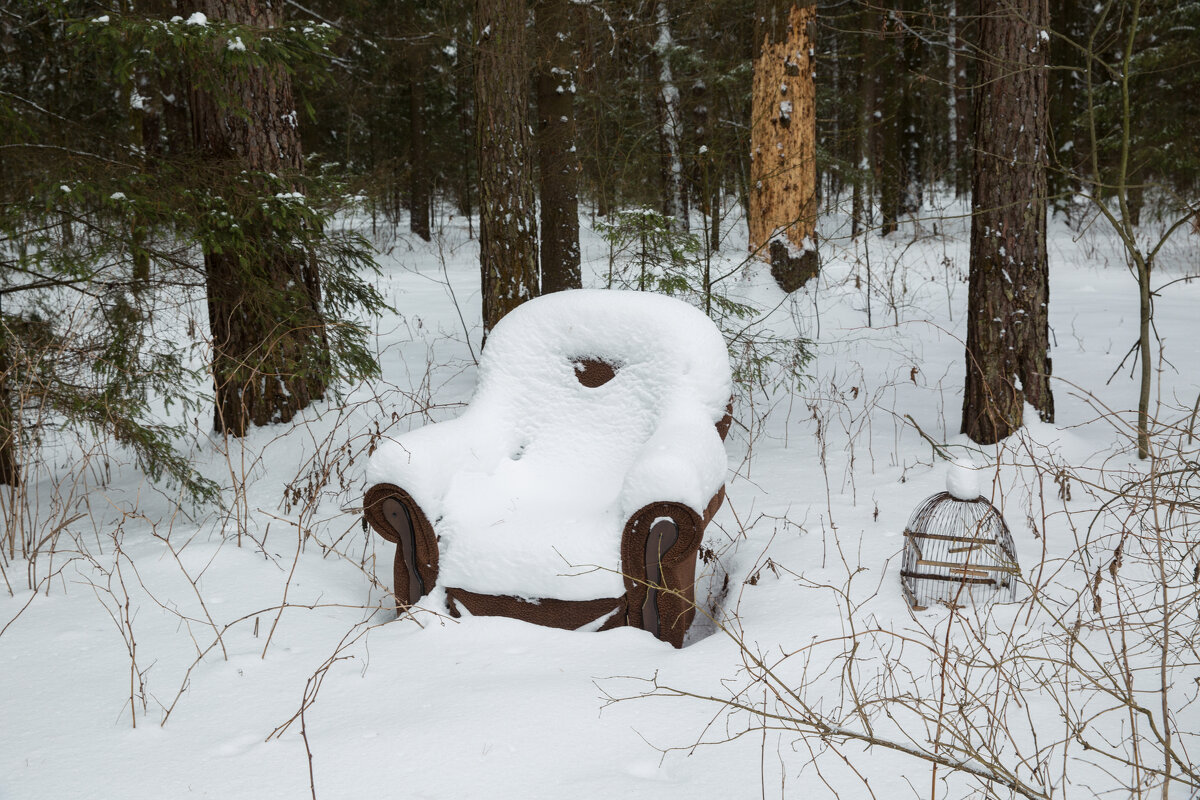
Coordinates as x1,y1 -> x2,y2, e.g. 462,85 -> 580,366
900,463 -> 1020,611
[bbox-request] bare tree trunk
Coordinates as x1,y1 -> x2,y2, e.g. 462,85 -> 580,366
1048,0 -> 1085,205
535,0 -> 581,293
653,0 -> 686,233
452,37 -> 474,234
477,0 -> 539,335
695,79 -> 721,252
874,11 -> 903,235
851,1 -> 871,239
946,0 -> 961,195
577,8 -> 612,220
409,45 -> 432,242
122,9 -> 156,295
900,1 -> 923,216
192,0 -> 328,436
961,0 -> 1054,444
749,0 -> 819,292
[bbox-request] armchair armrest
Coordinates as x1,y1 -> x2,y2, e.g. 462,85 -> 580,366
619,408 -> 728,517
363,483 -> 440,607
365,412 -> 500,519
620,487 -> 725,648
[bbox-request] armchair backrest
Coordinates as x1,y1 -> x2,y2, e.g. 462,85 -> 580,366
468,289 -> 733,467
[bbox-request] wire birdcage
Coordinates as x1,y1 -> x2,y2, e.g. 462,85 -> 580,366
900,491 -> 1020,611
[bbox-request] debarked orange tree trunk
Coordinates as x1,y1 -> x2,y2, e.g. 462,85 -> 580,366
749,0 -> 818,293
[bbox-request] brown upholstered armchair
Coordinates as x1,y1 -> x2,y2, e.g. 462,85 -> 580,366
363,289 -> 732,647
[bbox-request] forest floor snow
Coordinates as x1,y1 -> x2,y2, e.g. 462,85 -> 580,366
2,199 -> 1199,799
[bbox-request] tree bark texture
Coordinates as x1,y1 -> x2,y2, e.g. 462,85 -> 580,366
871,11 -> 903,235
576,8 -> 614,219
900,1 -> 923,215
749,0 -> 819,292
654,0 -> 687,233
409,45 -> 432,242
0,335 -> 18,487
947,0 -> 968,196
476,0 -> 539,336
852,1 -> 873,238
961,0 -> 1054,444
192,0 -> 328,436
535,0 -> 581,294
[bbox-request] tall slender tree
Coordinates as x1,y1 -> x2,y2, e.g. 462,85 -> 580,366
653,0 -> 687,233
535,0 -> 581,293
749,0 -> 819,292
409,42 -> 432,242
871,9 -> 904,235
961,0 -> 1054,443
899,1 -> 924,215
476,0 -> 540,334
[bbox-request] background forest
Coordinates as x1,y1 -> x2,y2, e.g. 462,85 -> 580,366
2,1 -> 1200,799
3,0 -> 1198,482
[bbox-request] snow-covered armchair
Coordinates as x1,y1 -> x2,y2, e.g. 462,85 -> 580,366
363,289 -> 732,647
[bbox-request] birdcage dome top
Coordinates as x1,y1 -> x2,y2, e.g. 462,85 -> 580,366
905,491 -> 1009,537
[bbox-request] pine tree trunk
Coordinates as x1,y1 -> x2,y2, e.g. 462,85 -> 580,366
961,0 -> 1054,444
192,0 -> 328,436
535,0 -> 581,294
749,0 -> 819,292
477,0 -> 539,335
409,45 -> 432,242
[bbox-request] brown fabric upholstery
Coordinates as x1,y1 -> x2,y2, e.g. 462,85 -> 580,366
446,588 -> 627,632
572,357 -> 618,388
364,483 -> 440,607
620,486 -> 725,648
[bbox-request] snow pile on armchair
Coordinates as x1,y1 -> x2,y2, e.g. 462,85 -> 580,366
366,289 -> 732,602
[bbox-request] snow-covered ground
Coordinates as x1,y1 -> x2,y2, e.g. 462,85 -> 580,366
3,199 -> 1199,799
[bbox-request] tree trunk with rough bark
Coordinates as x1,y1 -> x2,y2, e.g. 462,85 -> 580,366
192,0 -> 328,436
961,0 -> 1054,444
749,0 -> 819,292
535,0 -> 581,294
476,0 -> 539,335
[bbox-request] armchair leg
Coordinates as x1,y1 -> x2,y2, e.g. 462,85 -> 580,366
641,518 -> 679,639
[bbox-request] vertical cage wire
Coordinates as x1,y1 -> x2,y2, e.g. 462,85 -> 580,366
900,491 -> 1020,611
